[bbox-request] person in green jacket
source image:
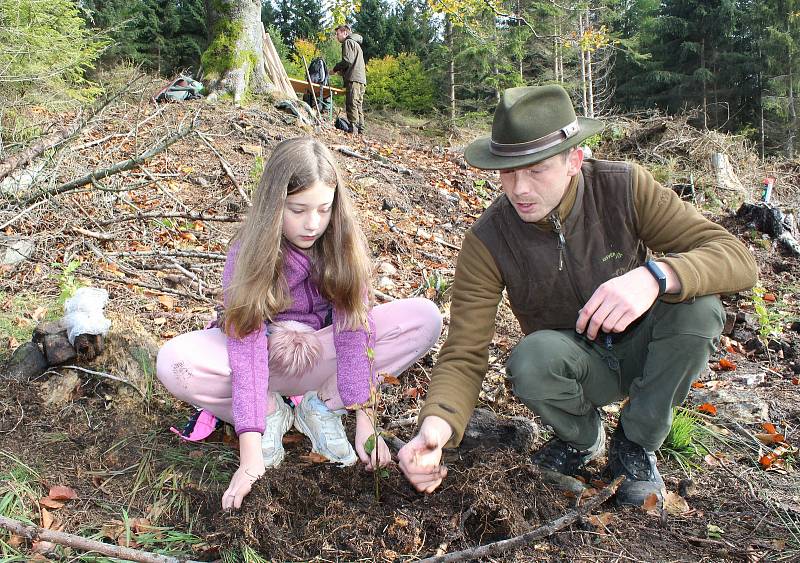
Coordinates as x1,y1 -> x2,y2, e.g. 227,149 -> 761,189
398,84 -> 758,508
333,25 -> 366,135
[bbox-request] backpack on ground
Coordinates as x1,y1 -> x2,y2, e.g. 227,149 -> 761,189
154,76 -> 204,103
334,116 -> 352,132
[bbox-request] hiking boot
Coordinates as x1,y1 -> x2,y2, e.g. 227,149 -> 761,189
532,426 -> 606,480
606,424 -> 665,508
261,393 -> 293,467
294,391 -> 357,466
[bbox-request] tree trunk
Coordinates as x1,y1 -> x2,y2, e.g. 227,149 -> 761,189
446,16 -> 456,121
578,13 -> 588,116
585,8 -> 594,118
203,0 -> 272,102
788,44 -> 796,159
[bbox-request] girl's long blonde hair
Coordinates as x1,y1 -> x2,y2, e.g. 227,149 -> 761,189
224,137 -> 372,338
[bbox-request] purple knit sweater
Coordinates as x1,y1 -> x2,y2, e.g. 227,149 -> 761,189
223,242 -> 375,435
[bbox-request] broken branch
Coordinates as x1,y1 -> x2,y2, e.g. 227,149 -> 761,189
21,126 -> 195,206
417,476 -> 624,563
0,515 -> 202,563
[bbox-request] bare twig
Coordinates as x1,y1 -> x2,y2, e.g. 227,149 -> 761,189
417,476 -> 625,563
0,515 -> 202,563
196,132 -> 251,206
62,365 -> 144,397
71,226 -> 115,241
96,211 -> 241,227
21,126 -> 195,206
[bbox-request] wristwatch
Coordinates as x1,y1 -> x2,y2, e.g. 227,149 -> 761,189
645,260 -> 667,296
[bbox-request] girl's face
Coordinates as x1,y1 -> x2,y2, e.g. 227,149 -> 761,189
282,180 -> 336,250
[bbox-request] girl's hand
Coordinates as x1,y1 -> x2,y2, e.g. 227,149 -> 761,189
355,409 -> 392,471
223,431 -> 265,510
222,463 -> 264,510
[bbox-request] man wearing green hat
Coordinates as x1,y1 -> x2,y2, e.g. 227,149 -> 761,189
398,84 -> 757,507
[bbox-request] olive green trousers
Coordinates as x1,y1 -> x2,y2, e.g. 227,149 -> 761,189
506,295 -> 725,452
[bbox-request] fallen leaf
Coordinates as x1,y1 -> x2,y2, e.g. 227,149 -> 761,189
300,452 -> 329,463
282,433 -> 304,445
793,377 -> 799,385
7,534 -> 23,548
7,336 -> 19,349
756,433 -> 786,445
586,511 -> 615,529
691,381 -> 705,389
31,306 -> 48,321
698,403 -> 718,416
718,358 -> 737,370
39,497 -> 65,509
663,492 -> 690,516
382,374 -> 401,385
761,422 -> 778,434
704,454 -> 721,466
40,507 -> 53,530
158,294 -> 175,310
759,453 -> 777,469
404,387 -> 420,398
48,485 -> 77,501
32,540 -> 55,555
763,293 -> 776,302
153,317 -> 167,325
642,492 -> 661,514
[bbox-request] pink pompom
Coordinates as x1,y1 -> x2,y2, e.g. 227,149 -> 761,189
268,320 -> 322,377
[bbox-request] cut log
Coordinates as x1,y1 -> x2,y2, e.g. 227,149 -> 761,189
711,152 -> 745,193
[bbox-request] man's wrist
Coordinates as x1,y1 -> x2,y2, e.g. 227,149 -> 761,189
420,415 -> 454,448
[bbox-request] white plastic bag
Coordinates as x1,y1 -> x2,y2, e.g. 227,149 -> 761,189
63,287 -> 112,345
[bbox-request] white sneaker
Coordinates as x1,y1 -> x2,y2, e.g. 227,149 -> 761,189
261,393 -> 293,467
293,391 -> 357,466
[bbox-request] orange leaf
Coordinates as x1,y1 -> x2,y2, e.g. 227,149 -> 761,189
282,433 -> 305,444
761,422 -> 778,434
404,387 -> 420,398
793,377 -> 799,385
755,433 -> 786,445
759,453 -> 777,469
382,374 -> 401,385
39,497 -> 65,510
691,381 -> 705,389
698,403 -> 718,416
48,485 -> 78,501
642,492 -> 661,513
763,293 -> 776,302
300,452 -> 329,463
718,358 -> 736,371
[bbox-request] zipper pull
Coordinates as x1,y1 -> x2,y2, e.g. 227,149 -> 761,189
549,213 -> 566,271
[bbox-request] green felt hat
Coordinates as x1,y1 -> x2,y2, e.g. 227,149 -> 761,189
464,85 -> 603,170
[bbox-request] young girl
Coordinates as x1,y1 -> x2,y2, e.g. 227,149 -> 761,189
156,137 -> 442,510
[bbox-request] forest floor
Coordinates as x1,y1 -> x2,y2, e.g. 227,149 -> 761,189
1,76 -> 800,562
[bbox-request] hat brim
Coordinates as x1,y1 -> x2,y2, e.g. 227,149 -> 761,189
464,117 -> 604,171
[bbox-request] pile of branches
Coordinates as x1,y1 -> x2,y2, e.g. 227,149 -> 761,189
0,76 -> 298,334
600,113 -> 767,202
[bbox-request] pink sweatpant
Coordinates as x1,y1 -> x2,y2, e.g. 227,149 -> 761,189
156,298 -> 442,423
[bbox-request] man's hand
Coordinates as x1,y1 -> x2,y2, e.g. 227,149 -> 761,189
355,409 -> 392,470
576,262 -> 679,340
398,415 -> 452,493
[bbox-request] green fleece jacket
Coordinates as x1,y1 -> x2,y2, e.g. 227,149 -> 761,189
419,160 -> 758,447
